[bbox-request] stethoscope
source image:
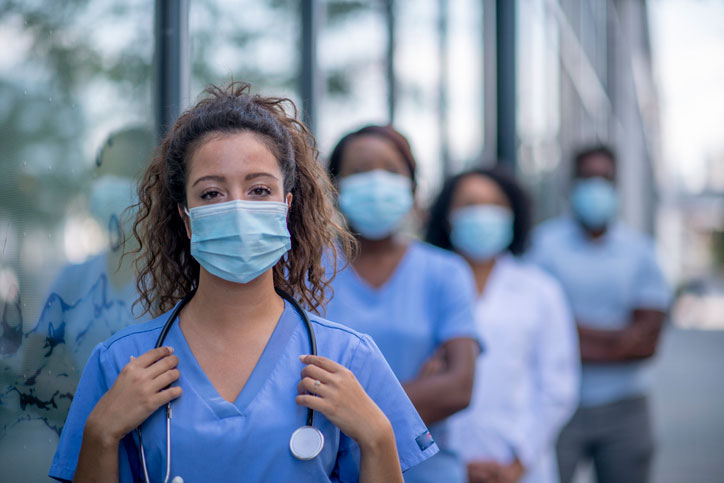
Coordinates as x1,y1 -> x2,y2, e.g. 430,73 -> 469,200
136,288 -> 325,483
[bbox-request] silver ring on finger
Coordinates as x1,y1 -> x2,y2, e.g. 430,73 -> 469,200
313,379 -> 321,393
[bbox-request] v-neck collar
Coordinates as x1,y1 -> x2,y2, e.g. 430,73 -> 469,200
479,253 -> 515,300
346,241 -> 418,296
166,300 -> 299,420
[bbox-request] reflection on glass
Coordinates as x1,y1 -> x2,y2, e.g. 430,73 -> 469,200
0,2 -> 154,478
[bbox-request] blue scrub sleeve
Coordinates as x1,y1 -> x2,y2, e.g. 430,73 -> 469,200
432,255 -> 482,349
633,242 -> 671,311
333,335 -> 439,481
48,343 -> 135,482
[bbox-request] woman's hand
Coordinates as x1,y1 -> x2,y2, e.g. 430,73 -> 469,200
296,354 -> 402,483
467,461 -> 501,483
467,459 -> 525,483
85,346 -> 182,445
296,354 -> 392,448
417,348 -> 446,377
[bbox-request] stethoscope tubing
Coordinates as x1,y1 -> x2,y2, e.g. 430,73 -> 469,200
136,287 -> 317,482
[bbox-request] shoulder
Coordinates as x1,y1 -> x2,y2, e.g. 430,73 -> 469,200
532,216 -> 574,244
307,312 -> 386,369
611,222 -> 656,252
97,312 -> 168,363
503,255 -> 565,298
409,240 -> 471,275
307,313 -> 368,344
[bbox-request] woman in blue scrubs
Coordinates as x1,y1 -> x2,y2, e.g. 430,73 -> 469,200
425,167 -> 580,483
324,125 -> 480,483
49,84 -> 438,482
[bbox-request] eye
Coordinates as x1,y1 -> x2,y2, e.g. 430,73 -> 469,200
249,185 -> 272,197
200,190 -> 222,200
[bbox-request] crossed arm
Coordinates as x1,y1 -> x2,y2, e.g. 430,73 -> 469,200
403,337 -> 478,425
577,308 -> 667,363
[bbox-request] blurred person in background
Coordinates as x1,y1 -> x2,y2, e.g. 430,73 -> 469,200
324,125 -> 481,483
528,146 -> 671,483
425,167 -> 579,483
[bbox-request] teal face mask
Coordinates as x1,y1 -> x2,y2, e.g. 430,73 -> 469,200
338,170 -> 413,240
570,177 -> 617,229
185,200 -> 291,284
450,205 -> 514,261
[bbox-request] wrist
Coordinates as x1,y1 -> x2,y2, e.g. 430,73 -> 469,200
357,416 -> 395,454
84,411 -> 123,449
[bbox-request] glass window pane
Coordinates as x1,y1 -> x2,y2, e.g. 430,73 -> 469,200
0,2 -> 154,479
189,0 -> 299,102
317,1 -> 388,159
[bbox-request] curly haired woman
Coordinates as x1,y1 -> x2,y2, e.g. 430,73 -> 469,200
49,83 -> 438,483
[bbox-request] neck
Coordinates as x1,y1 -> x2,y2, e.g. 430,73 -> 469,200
468,256 -> 498,296
357,233 -> 405,256
582,223 -> 608,240
185,268 -> 284,334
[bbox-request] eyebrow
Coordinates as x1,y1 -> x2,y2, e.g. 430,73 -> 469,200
245,172 -> 279,182
191,172 -> 279,187
192,175 -> 225,187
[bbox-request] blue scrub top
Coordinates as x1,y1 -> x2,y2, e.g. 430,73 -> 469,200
324,241 -> 479,483
49,301 -> 437,482
528,216 -> 671,407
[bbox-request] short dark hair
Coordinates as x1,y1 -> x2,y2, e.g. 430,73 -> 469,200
572,144 -> 617,178
327,124 -> 417,189
425,166 -> 532,256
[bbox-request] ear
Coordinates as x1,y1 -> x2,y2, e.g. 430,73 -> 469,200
177,203 -> 192,239
285,192 -> 293,211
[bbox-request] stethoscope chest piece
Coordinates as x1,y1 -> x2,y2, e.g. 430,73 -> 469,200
289,425 -> 324,460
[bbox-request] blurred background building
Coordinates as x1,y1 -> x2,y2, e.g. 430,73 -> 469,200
0,0 -> 722,481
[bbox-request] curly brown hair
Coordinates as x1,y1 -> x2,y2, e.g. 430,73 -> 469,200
131,82 -> 355,317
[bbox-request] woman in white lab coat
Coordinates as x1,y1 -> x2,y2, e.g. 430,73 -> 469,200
425,167 -> 580,483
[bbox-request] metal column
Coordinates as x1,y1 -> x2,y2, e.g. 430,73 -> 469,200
154,0 -> 189,141
385,0 -> 396,124
495,0 -> 516,167
300,0 -> 320,134
482,0 -> 498,163
438,0 -> 450,176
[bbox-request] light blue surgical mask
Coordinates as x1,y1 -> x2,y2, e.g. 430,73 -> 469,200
338,170 -> 413,240
185,200 -> 291,284
89,175 -> 139,250
450,205 -> 514,261
571,177 -> 617,229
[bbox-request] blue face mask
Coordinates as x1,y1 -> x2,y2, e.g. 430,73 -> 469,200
90,175 -> 139,250
450,205 -> 514,261
570,177 -> 617,229
185,200 -> 291,284
338,170 -> 413,240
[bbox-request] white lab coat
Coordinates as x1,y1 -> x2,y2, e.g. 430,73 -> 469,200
448,254 -> 580,483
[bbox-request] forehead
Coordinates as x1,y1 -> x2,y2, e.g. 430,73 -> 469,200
342,135 -> 407,166
187,131 -> 281,178
577,152 -> 615,177
452,174 -> 508,205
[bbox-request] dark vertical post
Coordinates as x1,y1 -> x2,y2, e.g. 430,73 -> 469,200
495,0 -> 516,167
385,0 -> 396,124
154,0 -> 189,141
482,0 -> 498,163
300,0 -> 319,134
438,0 -> 450,176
